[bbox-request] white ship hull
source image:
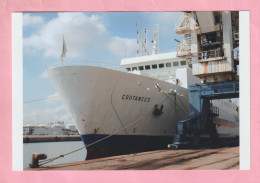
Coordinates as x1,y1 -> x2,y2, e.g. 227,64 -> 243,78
48,66 -> 238,159
48,66 -> 190,136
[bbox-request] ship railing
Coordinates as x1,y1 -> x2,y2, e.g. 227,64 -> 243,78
197,48 -> 224,62
50,60 -> 126,72
148,73 -> 177,82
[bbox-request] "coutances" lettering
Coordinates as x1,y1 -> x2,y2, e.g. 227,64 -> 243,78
122,94 -> 151,103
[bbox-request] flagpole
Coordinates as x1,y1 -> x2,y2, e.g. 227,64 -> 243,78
60,34 -> 67,66
60,34 -> 64,65
60,56 -> 63,65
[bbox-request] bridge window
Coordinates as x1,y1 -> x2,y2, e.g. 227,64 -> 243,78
180,61 -> 187,66
173,61 -> 179,66
138,66 -> 144,70
145,65 -> 151,70
166,63 -> 171,67
132,67 -> 137,71
159,63 -> 164,68
152,64 -> 157,69
126,68 -> 131,71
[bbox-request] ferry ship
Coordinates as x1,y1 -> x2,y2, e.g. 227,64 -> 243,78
47,11 -> 239,159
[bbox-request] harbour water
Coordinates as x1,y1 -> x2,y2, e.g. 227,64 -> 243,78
23,141 -> 86,169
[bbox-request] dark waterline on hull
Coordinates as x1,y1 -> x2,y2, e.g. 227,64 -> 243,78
80,134 -> 240,160
81,134 -> 174,160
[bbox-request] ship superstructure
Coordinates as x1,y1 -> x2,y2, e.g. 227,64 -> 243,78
121,52 -> 200,88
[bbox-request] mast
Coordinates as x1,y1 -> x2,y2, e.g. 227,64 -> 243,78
136,23 -> 149,56
152,24 -> 159,55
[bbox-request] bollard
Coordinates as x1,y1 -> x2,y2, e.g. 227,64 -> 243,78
29,153 -> 47,168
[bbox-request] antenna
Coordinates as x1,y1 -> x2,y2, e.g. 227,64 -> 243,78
136,23 -> 140,55
152,24 -> 159,55
152,12 -> 159,55
136,23 -> 149,56
143,28 -> 149,55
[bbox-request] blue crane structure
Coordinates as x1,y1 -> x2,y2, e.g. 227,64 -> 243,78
169,81 -> 239,149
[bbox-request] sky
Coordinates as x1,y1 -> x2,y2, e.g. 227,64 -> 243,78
23,12 -> 183,125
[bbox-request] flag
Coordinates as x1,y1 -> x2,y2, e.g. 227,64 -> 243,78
60,34 -> 67,61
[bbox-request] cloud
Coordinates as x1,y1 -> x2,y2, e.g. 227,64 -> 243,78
108,36 -> 137,57
156,12 -> 181,23
40,70 -> 48,79
155,12 -> 183,34
45,92 -> 61,104
24,104 -> 73,124
23,13 -> 137,59
23,14 -> 44,26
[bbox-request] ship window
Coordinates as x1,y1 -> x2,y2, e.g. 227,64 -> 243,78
159,63 -> 164,68
126,68 -> 131,71
166,63 -> 171,67
138,66 -> 144,70
152,64 -> 157,69
180,61 -> 186,65
173,62 -> 179,66
132,67 -> 137,71
145,65 -> 151,70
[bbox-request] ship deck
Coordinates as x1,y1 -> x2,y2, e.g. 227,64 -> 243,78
26,146 -> 239,170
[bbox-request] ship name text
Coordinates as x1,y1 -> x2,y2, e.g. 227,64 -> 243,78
122,94 -> 150,102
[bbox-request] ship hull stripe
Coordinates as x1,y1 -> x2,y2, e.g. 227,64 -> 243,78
213,120 -> 236,128
80,134 -> 173,160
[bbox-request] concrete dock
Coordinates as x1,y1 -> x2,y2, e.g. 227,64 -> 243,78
27,146 -> 239,170
23,135 -> 81,143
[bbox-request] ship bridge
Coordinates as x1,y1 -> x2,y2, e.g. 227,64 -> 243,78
121,52 -> 192,85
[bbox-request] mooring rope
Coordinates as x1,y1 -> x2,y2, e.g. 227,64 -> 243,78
176,94 -> 190,115
24,96 -> 59,104
38,84 -> 190,167
38,97 -> 170,166
155,84 -> 190,117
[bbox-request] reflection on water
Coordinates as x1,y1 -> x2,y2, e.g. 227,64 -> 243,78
23,141 -> 86,169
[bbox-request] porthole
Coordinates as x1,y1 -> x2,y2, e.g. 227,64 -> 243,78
138,66 -> 144,70
166,63 -> 171,67
152,64 -> 157,69
145,65 -> 151,70
180,61 -> 186,65
159,63 -> 164,68
132,67 -> 137,71
173,62 -> 179,66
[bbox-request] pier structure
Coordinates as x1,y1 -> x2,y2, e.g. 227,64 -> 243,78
171,11 -> 240,148
26,146 -> 239,170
